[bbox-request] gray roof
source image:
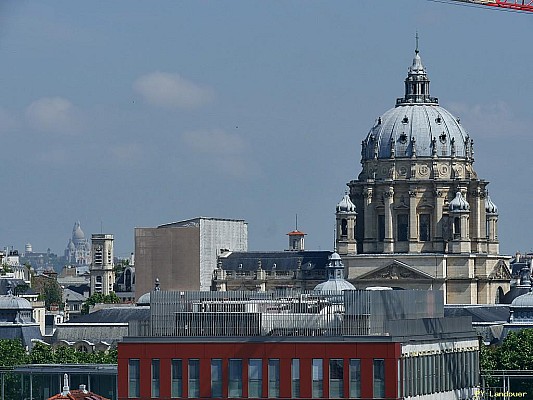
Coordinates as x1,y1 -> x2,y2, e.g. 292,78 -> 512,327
67,306 -> 150,323
54,307 -> 149,345
53,325 -> 128,344
511,291 -> 533,308
362,49 -> 470,160
219,251 -> 331,272
444,305 -> 510,323
0,294 -> 32,310
63,288 -> 87,303
364,104 -> 469,160
0,325 -> 42,348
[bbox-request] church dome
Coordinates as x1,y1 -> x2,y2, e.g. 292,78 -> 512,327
67,239 -> 75,251
72,221 -> 85,240
336,192 -> 356,213
136,292 -> 150,306
511,291 -> 533,308
449,192 -> 470,212
314,252 -> 355,292
485,194 -> 498,214
361,48 -> 472,161
0,294 -> 32,310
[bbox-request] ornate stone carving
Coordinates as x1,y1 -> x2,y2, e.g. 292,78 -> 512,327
488,261 -> 511,280
358,261 -> 433,281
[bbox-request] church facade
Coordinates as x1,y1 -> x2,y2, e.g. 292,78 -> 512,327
335,46 -> 510,304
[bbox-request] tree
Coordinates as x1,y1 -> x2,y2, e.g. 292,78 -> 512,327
81,292 -> 121,314
27,341 -> 53,364
0,339 -> 27,400
497,329 -> 533,370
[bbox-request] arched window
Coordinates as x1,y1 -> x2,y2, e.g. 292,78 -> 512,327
454,217 -> 461,239
125,269 -> 132,291
341,219 -> 348,237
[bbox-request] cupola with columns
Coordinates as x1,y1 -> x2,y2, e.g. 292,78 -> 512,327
339,41 -> 499,257
335,38 -> 510,305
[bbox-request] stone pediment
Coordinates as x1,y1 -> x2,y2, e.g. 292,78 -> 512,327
356,260 -> 434,281
488,260 -> 512,280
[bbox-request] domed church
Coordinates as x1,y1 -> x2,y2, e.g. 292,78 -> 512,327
335,44 -> 510,304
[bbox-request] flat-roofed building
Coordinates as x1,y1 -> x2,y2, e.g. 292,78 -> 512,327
119,288 -> 479,399
135,217 -> 247,298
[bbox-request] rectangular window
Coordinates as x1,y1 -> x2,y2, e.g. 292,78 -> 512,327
128,359 -> 140,398
292,359 -> 300,398
312,359 -> 323,398
248,359 -> 262,398
211,359 -> 223,398
419,213 -> 431,241
373,359 -> 385,398
397,214 -> 409,241
188,359 -> 200,398
349,359 -> 360,398
171,359 -> 182,398
268,359 -> 280,398
151,359 -> 160,398
329,359 -> 344,399
229,359 -> 243,398
378,215 -> 385,241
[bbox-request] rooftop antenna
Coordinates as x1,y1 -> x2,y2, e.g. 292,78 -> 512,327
415,31 -> 419,53
295,214 -> 298,231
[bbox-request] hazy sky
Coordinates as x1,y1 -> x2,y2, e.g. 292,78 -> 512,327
1,1 -> 532,257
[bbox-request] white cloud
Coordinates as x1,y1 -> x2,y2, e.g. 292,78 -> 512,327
445,101 -> 529,139
26,97 -> 83,134
180,129 -> 255,178
133,71 -> 214,109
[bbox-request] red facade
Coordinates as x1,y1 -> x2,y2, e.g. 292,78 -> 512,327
118,340 -> 401,399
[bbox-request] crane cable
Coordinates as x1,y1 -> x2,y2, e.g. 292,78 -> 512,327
427,0 -> 533,14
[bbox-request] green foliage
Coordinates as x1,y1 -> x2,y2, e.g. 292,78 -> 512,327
113,258 -> 130,275
0,264 -> 13,275
0,339 -> 27,366
27,341 -> 53,364
40,280 -> 63,310
497,329 -> 533,370
81,292 -> 121,314
13,283 -> 29,296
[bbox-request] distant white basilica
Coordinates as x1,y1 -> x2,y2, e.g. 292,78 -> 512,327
335,46 -> 510,304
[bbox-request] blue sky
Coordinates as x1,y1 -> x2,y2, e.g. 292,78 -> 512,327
0,1 -> 532,257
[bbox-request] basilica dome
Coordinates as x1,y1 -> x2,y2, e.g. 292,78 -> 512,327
72,221 -> 85,240
361,49 -> 472,161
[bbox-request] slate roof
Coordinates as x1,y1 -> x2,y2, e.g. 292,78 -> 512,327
444,305 -> 509,323
63,288 -> 87,303
54,307 -> 150,345
219,251 -> 332,272
54,326 -> 128,344
67,307 -> 149,324
0,325 -> 42,348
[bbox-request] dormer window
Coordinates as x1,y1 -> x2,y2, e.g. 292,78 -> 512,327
402,116 -> 409,124
435,116 -> 442,124
399,133 -> 408,144
439,133 -> 447,143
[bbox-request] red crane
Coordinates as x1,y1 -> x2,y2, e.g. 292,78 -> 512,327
454,0 -> 533,12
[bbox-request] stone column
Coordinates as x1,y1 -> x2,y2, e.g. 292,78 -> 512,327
408,188 -> 418,252
384,187 -> 394,253
434,188 -> 445,252
363,186 -> 374,253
